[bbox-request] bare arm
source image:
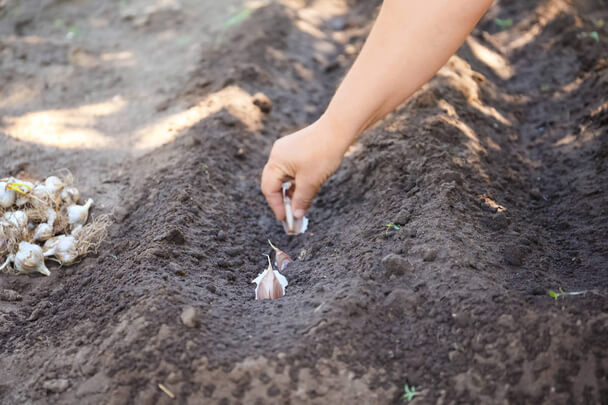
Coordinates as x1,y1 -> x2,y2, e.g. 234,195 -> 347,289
262,0 -> 493,221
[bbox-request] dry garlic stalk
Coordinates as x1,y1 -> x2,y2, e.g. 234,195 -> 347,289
281,182 -> 308,235
268,240 -> 293,271
0,241 -> 50,276
252,254 -> 288,300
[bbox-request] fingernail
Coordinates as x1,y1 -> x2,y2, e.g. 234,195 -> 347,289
294,209 -> 306,219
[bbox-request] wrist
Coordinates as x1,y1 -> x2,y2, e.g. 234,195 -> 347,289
315,112 -> 359,156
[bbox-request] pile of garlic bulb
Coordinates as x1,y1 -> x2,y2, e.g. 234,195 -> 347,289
0,175 -> 108,276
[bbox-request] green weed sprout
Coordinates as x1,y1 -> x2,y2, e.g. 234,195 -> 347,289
402,385 -> 418,402
386,223 -> 400,230
495,18 -> 513,29
549,288 -> 564,301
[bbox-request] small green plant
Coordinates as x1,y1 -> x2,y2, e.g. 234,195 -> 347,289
402,385 -> 419,402
495,18 -> 514,30
549,288 -> 587,301
203,164 -> 209,170
386,223 -> 400,230
549,288 -> 565,301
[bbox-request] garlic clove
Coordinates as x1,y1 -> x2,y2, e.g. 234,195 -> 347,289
67,198 -> 94,232
43,235 -> 79,265
252,254 -> 288,300
281,182 -> 308,235
268,240 -> 293,271
0,181 -> 16,208
14,241 -> 50,276
60,187 -> 80,205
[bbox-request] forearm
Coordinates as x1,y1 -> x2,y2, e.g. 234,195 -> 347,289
321,0 -> 493,151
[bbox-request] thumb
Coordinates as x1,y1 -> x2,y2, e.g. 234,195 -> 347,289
291,180 -> 318,219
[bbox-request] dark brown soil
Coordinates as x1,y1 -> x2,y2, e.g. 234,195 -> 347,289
1,0 -> 607,404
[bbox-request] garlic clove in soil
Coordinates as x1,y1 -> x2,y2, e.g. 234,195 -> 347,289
3,210 -> 28,229
0,181 -> 16,208
252,254 -> 288,300
13,241 -> 50,276
268,240 -> 293,271
67,198 -> 93,232
60,187 -> 80,205
43,235 -> 79,265
281,182 -> 308,235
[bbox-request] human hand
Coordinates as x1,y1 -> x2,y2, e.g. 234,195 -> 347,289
261,117 -> 349,221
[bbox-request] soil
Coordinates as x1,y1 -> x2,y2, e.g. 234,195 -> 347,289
1,0 -> 607,404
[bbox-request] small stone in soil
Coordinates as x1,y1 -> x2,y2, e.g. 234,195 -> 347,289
423,248 -> 438,262
0,289 -> 22,301
180,306 -> 200,328
381,254 -> 413,277
252,92 -> 272,113
43,379 -> 69,393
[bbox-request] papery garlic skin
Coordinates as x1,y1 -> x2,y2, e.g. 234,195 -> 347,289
67,199 -> 93,232
13,241 -> 50,276
43,235 -> 79,265
0,181 -> 16,208
252,255 -> 288,300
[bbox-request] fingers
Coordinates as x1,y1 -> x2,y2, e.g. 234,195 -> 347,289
291,180 -> 318,218
261,163 -> 286,221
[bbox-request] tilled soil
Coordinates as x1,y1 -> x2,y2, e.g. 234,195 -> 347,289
1,0 -> 607,404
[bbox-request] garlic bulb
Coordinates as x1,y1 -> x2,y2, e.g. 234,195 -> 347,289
3,210 -> 28,229
1,242 -> 51,276
14,180 -> 34,206
44,176 -> 65,194
0,181 -> 16,208
268,240 -> 293,271
67,198 -> 93,232
60,187 -> 80,205
33,223 -> 53,242
32,176 -> 64,201
43,235 -> 79,265
252,254 -> 288,300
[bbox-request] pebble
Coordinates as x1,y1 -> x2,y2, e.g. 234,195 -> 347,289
423,248 -> 438,262
252,92 -> 272,113
381,254 -> 413,277
0,289 -> 22,302
180,306 -> 200,328
43,379 -> 69,393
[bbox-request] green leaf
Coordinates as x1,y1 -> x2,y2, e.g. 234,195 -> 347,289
549,290 -> 558,300
402,385 -> 418,402
590,31 -> 600,42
